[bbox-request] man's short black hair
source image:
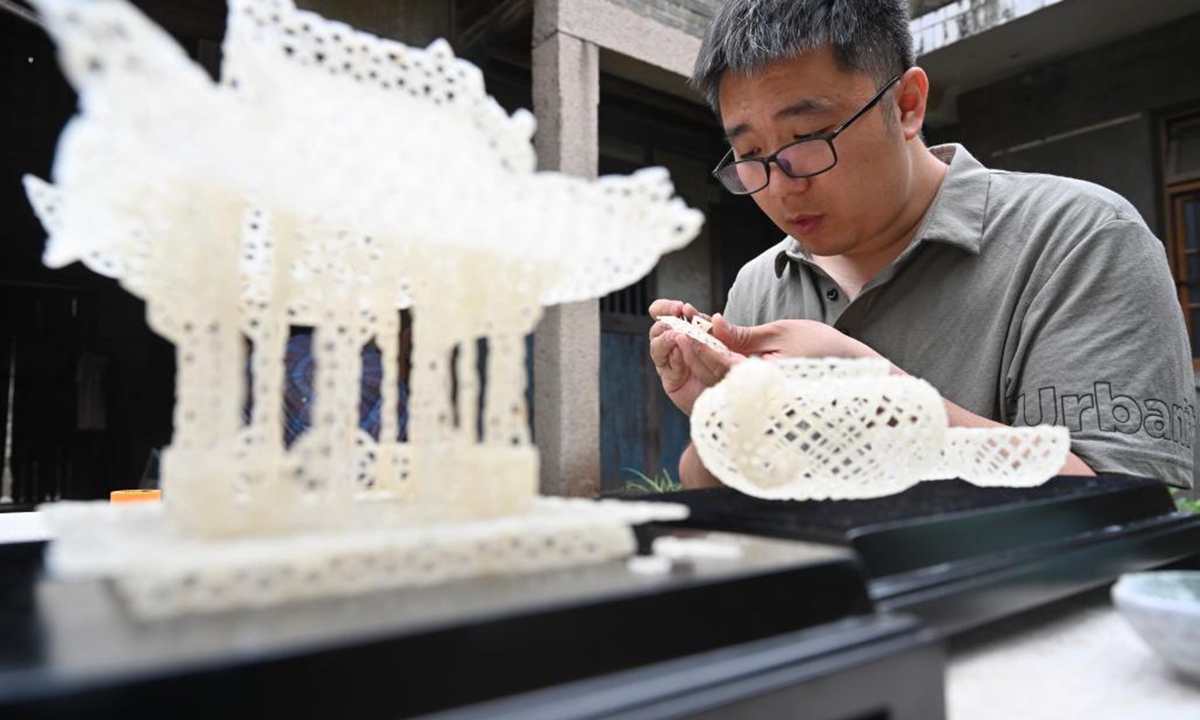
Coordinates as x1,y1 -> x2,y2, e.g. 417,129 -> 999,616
691,0 -> 915,113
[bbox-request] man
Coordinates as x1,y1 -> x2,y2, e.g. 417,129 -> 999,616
649,0 -> 1194,490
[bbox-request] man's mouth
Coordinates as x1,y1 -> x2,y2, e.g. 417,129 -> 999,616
787,214 -> 825,235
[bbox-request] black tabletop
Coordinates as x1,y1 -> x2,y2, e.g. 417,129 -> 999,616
0,528 -> 872,719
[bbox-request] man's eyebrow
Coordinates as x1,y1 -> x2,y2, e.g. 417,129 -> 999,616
724,123 -> 752,141
774,97 -> 835,121
723,98 -> 835,141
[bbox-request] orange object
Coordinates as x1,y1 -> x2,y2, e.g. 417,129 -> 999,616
110,489 -> 162,504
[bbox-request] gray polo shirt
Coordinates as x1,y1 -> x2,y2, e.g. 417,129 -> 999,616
723,144 -> 1194,488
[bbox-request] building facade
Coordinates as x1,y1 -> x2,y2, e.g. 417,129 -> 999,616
3,0 -> 1198,504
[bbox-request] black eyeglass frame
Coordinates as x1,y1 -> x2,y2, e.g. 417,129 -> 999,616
711,75 -> 903,195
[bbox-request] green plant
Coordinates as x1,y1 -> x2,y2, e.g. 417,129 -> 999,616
623,468 -> 682,494
1170,487 -> 1200,514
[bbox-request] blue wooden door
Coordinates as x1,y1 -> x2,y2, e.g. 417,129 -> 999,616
598,276 -> 689,493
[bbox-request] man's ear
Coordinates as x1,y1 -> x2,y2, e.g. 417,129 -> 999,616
895,67 -> 930,141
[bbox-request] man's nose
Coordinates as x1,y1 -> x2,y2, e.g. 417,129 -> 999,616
764,165 -> 811,197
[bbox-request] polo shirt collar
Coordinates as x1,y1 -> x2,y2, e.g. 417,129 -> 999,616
918,144 -> 988,255
773,143 -> 989,278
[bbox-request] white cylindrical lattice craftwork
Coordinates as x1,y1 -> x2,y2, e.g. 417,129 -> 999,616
691,358 -> 1070,500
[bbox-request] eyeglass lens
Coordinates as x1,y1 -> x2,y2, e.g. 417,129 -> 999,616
717,139 -> 836,193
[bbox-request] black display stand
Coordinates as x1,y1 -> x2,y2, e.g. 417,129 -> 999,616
4,475 -> 1196,718
0,526 -> 944,720
421,613 -> 942,720
635,475 -> 1200,633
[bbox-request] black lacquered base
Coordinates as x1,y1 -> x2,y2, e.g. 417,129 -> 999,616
422,613 -> 944,720
631,476 -> 1200,634
0,526 -> 941,719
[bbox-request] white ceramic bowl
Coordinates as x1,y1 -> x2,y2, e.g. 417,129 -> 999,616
1112,571 -> 1200,680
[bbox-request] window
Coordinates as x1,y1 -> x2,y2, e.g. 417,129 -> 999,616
1165,114 -> 1200,186
1164,111 -> 1200,362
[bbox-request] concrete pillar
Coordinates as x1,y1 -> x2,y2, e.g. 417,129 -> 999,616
532,4 -> 601,497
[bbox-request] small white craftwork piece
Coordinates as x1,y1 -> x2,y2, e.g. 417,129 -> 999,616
691,358 -> 1070,500
23,0 -> 700,618
656,315 -> 730,354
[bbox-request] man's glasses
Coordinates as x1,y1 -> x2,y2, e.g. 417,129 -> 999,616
712,75 -> 902,195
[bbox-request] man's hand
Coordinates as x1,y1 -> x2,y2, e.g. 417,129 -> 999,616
649,303 -> 886,415
712,316 -> 881,361
648,299 -> 745,416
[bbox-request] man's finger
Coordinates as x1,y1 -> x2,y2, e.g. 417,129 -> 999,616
685,304 -> 716,325
651,338 -> 689,393
650,330 -> 679,369
676,335 -> 726,386
648,298 -> 683,319
660,346 -> 692,395
712,313 -> 761,353
690,335 -> 743,384
673,336 -> 709,383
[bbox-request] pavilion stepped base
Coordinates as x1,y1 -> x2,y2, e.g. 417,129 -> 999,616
38,497 -> 687,619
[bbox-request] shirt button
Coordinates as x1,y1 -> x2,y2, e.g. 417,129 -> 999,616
825,288 -> 839,301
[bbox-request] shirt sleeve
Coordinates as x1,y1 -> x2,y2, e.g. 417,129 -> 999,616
1006,217 -> 1195,488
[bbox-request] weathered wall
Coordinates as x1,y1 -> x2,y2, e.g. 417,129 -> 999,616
931,11 -> 1200,233
911,0 -> 1065,55
985,116 -> 1158,229
944,12 -> 1200,157
911,0 -> 962,15
607,0 -> 1022,38
610,0 -> 722,38
611,0 -> 1066,47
